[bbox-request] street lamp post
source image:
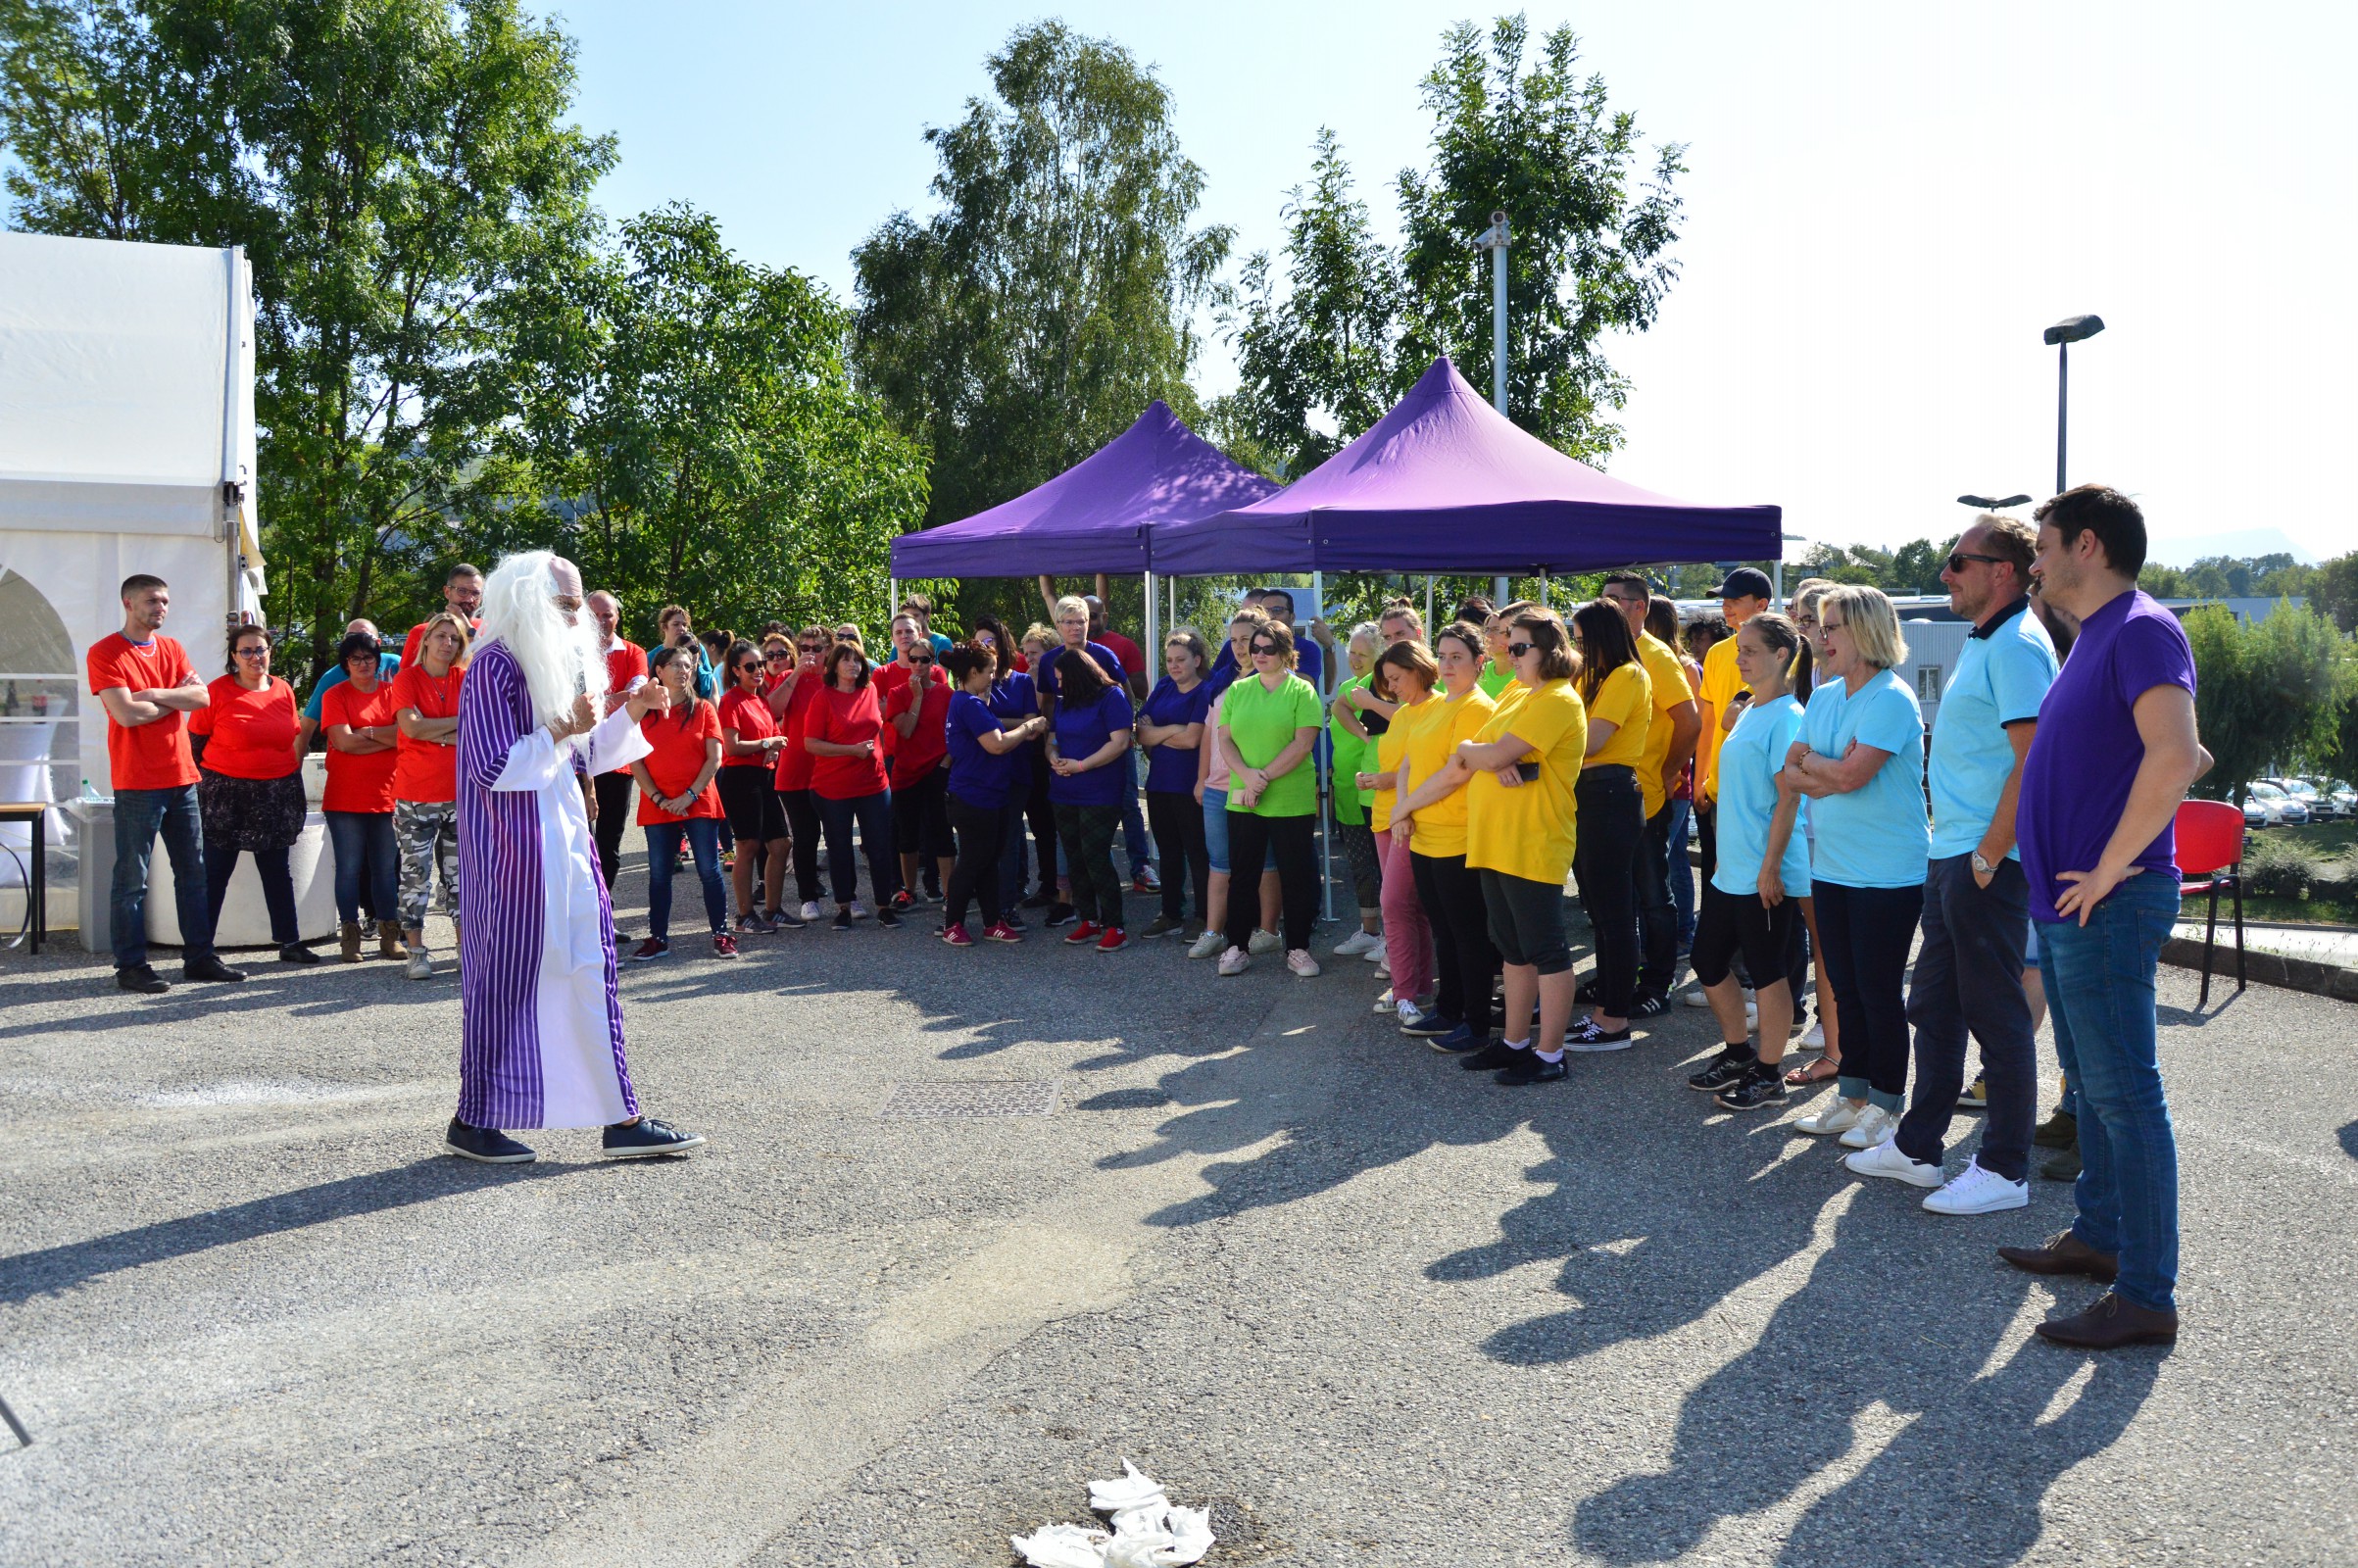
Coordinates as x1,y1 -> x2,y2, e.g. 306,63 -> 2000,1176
2042,315 -> 2105,495
1473,211 -> 1511,605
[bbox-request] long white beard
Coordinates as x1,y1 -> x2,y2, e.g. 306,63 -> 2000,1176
476,553 -> 608,737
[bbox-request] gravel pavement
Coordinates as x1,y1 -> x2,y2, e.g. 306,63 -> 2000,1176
2,872 -> 2354,1567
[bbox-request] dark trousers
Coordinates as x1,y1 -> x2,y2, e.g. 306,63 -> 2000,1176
1022,764 -> 1058,891
110,783 -> 213,967
645,817 -> 726,940
1572,767 -> 1644,1014
1224,809 -> 1316,953
778,786 -> 824,905
325,809 -> 398,928
1897,854 -> 2037,1180
945,795 -> 1007,927
592,769 -> 635,892
1147,788 -> 1209,923
1412,850 -> 1498,1037
1665,798 -> 1695,948
205,845 -> 299,948
1814,879 -> 1925,1112
1056,802 -> 1125,924
816,789 -> 898,906
996,796 -> 1031,906
1636,802 -> 1680,998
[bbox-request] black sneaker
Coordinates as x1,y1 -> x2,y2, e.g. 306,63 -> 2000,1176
832,908 -> 855,932
1456,1040 -> 1523,1071
602,1115 -> 705,1158
1629,992 -> 1671,1020
182,955 -> 247,984
278,942 -> 321,965
1400,1011 -> 1460,1040
116,963 -> 171,995
1021,888 -> 1055,909
1688,1050 -> 1756,1092
766,907 -> 808,931
875,906 -> 903,929
1045,903 -> 1077,928
1714,1065 -> 1789,1111
1563,1019 -> 1635,1054
1496,1051 -> 1567,1085
1427,1023 -> 1487,1054
1574,975 -> 1600,1004
445,1117 -> 537,1163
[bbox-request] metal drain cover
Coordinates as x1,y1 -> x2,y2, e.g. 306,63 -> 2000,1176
880,1079 -> 1060,1118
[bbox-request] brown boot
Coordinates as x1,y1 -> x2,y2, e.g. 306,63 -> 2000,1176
378,919 -> 404,959
339,921 -> 365,962
2035,1292 -> 2178,1349
1997,1230 -> 2119,1283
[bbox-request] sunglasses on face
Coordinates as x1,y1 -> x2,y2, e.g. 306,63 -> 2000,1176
765,651 -> 792,662
909,657 -> 933,667
1250,642 -> 1279,656
1946,551 -> 2006,574
1506,641 -> 1535,658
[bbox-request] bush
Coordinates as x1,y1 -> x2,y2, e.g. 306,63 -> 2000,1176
2244,834 -> 2320,899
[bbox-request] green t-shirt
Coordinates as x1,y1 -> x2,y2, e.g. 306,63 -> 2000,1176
1331,672 -> 1373,825
1221,671 -> 1324,818
1478,662 -> 1515,698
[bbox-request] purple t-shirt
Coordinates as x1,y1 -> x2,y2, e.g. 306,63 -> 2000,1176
2018,590 -> 2196,923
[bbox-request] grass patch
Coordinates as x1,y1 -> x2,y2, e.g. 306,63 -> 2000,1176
2268,820 -> 2357,857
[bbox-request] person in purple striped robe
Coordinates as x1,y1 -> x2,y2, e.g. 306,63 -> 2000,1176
443,551 -> 705,1163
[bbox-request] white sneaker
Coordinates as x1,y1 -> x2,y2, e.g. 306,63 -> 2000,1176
1794,1096 -> 1864,1137
1842,1134 -> 1943,1188
849,900 -> 872,921
1922,1157 -> 2032,1215
1681,988 -> 1713,1008
1371,953 -> 1391,978
1286,949 -> 1321,978
1217,946 -> 1251,976
1248,929 -> 1282,956
1332,929 -> 1378,957
1795,1021 -> 1826,1050
1362,942 -> 1388,962
1840,1103 -> 1899,1150
799,900 -> 824,923
1373,988 -> 1399,1014
1395,997 -> 1426,1027
406,947 -> 433,980
1186,929 -> 1225,959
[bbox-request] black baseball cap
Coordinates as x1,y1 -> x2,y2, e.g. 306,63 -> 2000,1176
1709,566 -> 1775,601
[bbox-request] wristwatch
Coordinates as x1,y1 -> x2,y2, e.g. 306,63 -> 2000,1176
1970,852 -> 1993,877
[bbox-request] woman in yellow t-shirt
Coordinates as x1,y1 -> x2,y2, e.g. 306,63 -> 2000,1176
1357,637 -> 1440,1026
1563,599 -> 1653,1048
1455,608 -> 1589,1080
1390,622 -> 1500,1051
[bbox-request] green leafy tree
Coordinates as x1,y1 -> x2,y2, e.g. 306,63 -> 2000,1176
2306,553 -> 2358,634
2,0 -> 614,676
2183,604 -> 2345,801
1394,15 -> 1685,462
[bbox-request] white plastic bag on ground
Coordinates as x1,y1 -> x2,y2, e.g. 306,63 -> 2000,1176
1009,1460 -> 1217,1568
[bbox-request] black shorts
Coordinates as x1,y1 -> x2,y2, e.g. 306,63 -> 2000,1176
717,767 -> 787,842
1692,880 -> 1802,990
1480,867 -> 1573,975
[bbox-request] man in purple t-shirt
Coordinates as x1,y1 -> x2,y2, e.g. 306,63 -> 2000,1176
1998,485 -> 2204,1350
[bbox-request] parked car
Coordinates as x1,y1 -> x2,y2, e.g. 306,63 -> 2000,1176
2325,779 -> 2358,819
2242,795 -> 2270,831
2245,780 -> 2308,827
2269,777 -> 2333,821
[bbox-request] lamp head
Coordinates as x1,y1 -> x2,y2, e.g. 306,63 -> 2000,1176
2043,315 -> 2105,346
1957,493 -> 2035,509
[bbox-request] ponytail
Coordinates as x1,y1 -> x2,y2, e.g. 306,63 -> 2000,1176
1745,612 -> 1814,706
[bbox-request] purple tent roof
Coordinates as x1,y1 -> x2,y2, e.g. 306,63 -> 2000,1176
889,400 -> 1281,578
1148,357 -> 1781,575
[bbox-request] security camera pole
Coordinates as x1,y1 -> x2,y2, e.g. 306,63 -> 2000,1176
1474,211 -> 1510,601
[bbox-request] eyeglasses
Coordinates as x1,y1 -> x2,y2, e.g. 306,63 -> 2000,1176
1794,614 -> 1819,630
1945,551 -> 2007,574
1506,641 -> 1535,658
1820,618 -> 1847,633
234,646 -> 270,658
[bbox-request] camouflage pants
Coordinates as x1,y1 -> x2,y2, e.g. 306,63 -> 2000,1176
394,800 -> 459,930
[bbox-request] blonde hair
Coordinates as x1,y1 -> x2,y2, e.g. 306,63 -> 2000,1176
417,610 -> 473,667
1052,594 -> 1090,623
1824,585 -> 1908,670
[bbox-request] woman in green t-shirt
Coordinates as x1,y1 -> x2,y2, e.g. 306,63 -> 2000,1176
1328,622 -> 1386,960
1215,618 -> 1326,977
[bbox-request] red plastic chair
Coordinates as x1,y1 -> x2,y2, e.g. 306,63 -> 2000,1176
2174,800 -> 2245,1007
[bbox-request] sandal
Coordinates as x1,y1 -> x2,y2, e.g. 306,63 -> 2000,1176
1784,1055 -> 1841,1087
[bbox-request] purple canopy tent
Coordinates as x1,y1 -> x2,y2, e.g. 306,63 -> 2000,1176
1148,357 -> 1781,575
888,400 -> 1281,579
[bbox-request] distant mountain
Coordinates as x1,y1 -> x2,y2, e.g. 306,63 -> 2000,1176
2144,527 -> 2316,568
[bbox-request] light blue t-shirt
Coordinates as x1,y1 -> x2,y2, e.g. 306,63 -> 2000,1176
1927,599 -> 2057,860
1713,692 -> 1812,899
1800,667 -> 1930,889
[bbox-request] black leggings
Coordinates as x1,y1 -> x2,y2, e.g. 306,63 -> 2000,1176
815,789 -> 898,906
1147,789 -> 1209,922
1056,803 -> 1125,924
778,786 -> 824,905
944,794 -> 1007,927
593,769 -> 635,891
1224,809 -> 1316,954
205,844 -> 299,947
1572,765 -> 1644,1014
1022,760 -> 1057,892
1812,879 -> 1925,1108
1413,851 -> 1498,1036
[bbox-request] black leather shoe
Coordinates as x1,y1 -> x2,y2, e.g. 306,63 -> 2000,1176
116,963 -> 171,995
1998,1230 -> 2118,1283
182,955 -> 247,983
278,942 -> 321,965
444,1118 -> 536,1163
2035,1292 -> 2177,1349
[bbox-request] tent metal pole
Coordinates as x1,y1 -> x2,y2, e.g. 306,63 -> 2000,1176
1144,568 -> 1158,681
1313,569 -> 1331,925
1425,574 -> 1435,632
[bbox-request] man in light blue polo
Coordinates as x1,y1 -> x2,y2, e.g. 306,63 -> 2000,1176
1881,514 -> 2056,1214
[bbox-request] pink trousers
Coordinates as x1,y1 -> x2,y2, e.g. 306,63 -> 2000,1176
1380,827 -> 1435,1004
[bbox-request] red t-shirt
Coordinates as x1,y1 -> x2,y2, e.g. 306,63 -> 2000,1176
806,683 -> 888,800
401,616 -> 480,666
871,660 -> 911,760
319,678 -> 400,813
636,700 -> 723,824
189,675 -> 300,781
882,669 -> 951,783
601,640 -> 650,776
717,686 -> 778,768
1098,630 -> 1144,687
389,662 -> 466,804
86,633 -> 199,791
771,675 -> 821,791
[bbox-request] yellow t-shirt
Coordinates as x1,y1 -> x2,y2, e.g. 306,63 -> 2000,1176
1397,685 -> 1497,858
1582,660 -> 1650,773
1466,678 -> 1589,887
1634,633 -> 1693,818
1368,694 -> 1437,835
1697,633 -> 1748,803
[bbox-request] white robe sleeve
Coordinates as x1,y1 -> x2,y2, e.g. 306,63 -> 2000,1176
583,703 -> 653,775
490,703 -> 651,792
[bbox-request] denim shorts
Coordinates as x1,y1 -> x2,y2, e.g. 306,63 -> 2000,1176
1202,787 -> 1230,874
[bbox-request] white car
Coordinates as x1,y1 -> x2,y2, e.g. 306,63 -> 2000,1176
2245,781 -> 2308,827
2274,777 -> 2332,821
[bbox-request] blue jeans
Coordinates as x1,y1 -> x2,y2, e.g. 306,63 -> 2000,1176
325,809 -> 399,927
2038,873 -> 2182,1313
111,783 -> 213,967
645,817 -> 726,941
1664,798 -> 1695,948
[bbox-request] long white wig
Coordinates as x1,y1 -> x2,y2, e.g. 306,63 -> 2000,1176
475,550 -> 607,736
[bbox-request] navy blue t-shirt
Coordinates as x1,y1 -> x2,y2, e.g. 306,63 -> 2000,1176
1137,675 -> 1213,794
946,689 -> 1019,808
1049,685 -> 1135,808
1035,642 -> 1124,708
987,671 -> 1036,792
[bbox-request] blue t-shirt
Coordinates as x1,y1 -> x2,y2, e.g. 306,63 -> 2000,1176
1048,685 -> 1135,808
2019,590 -> 2195,923
303,653 -> 402,719
1036,642 -> 1124,708
987,671 -> 1036,792
1137,675 -> 1213,794
1713,692 -> 1812,898
945,690 -> 1019,808
1799,667 -> 1930,889
1209,634 -> 1321,692
1928,598 -> 2057,859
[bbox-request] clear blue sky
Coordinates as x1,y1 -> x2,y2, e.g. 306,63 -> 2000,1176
556,0 -> 2355,564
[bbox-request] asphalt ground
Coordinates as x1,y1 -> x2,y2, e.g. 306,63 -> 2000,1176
2,865 -> 2354,1567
